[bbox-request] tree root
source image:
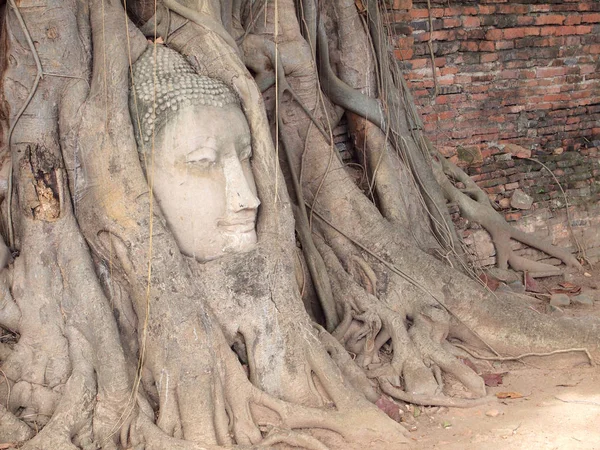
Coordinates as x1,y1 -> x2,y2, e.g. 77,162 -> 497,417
315,324 -> 380,402
136,416 -> 329,450
380,379 -> 496,408
5,0 -> 44,251
312,232 -> 487,399
130,332 -> 410,450
433,153 -> 582,272
161,0 -> 239,54
0,403 -> 34,443
20,329 -> 97,450
453,343 -> 595,367
260,427 -> 330,450
3,2 -> 598,450
316,20 -> 385,127
0,270 -> 20,333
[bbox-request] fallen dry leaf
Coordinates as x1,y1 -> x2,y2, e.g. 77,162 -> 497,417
459,357 -> 478,372
524,273 -> 543,293
376,396 -> 402,422
554,281 -> 581,294
482,372 -> 505,387
552,282 -> 581,295
496,391 -> 523,399
479,273 -> 500,291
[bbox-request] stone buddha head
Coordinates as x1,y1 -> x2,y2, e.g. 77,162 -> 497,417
130,45 -> 260,262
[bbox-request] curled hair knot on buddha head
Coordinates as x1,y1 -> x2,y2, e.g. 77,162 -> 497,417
129,44 -> 241,151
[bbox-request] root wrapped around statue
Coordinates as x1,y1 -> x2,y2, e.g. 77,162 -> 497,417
0,0 -> 598,448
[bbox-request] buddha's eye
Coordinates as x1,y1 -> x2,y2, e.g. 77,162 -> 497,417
239,146 -> 252,162
186,148 -> 217,168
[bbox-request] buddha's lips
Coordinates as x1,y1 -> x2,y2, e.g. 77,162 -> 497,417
218,217 -> 256,233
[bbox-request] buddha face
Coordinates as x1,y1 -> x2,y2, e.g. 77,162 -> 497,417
151,104 -> 260,261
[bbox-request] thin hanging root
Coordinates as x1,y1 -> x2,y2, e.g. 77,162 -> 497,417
379,379 -> 496,409
453,343 -> 596,367
425,0 -> 438,97
283,132 -> 339,331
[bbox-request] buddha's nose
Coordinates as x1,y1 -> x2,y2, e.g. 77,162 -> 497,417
224,157 -> 260,213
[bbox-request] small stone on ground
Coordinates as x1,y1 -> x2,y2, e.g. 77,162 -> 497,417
510,189 -> 534,210
550,293 -> 570,307
571,293 -> 593,306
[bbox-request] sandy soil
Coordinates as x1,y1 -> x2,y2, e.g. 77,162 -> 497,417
410,367 -> 600,450
405,267 -> 600,450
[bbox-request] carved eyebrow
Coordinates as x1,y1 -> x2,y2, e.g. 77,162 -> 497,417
172,135 -> 217,153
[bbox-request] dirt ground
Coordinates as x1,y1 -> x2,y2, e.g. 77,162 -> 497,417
406,267 -> 600,450
410,366 -> 600,449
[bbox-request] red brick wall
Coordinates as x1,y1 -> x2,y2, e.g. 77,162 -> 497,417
387,0 -> 600,265
391,0 -> 600,155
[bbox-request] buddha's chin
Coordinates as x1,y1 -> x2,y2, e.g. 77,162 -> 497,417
185,229 -> 258,263
221,229 -> 258,255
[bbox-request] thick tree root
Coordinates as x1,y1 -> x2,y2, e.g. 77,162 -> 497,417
433,153 -> 582,272
379,380 -> 497,408
316,325 -> 380,403
313,233 -> 486,399
128,331 -> 410,450
20,331 -> 97,450
0,403 -> 34,443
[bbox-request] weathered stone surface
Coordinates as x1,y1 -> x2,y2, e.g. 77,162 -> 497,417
457,146 -> 483,167
510,189 -> 534,210
550,293 -> 570,307
464,229 -> 495,259
571,293 -> 594,306
504,143 -> 532,159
